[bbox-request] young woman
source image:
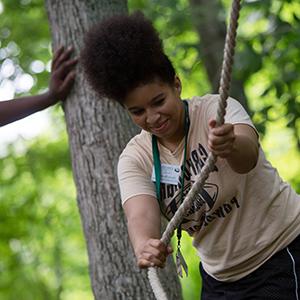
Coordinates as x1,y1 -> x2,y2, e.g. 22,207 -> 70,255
81,12 -> 300,299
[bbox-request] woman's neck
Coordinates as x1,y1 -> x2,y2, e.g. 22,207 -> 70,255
157,100 -> 186,152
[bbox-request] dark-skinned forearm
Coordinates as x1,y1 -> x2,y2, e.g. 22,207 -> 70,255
0,92 -> 58,126
127,213 -> 161,256
226,134 -> 259,174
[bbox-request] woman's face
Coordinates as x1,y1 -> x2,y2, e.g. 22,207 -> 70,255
123,77 -> 185,144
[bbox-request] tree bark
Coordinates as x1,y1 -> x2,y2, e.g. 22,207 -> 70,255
45,0 -> 182,299
188,0 -> 249,112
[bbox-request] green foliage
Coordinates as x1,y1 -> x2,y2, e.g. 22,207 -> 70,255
239,0 -> 300,139
0,0 -> 51,97
0,128 -> 93,300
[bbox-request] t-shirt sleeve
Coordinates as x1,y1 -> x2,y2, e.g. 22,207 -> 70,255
224,97 -> 255,128
118,150 -> 156,206
205,96 -> 258,134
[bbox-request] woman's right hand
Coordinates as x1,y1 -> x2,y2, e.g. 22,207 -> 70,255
136,238 -> 173,269
48,46 -> 78,103
123,195 -> 170,269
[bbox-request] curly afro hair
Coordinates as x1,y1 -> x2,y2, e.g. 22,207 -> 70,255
81,11 -> 176,104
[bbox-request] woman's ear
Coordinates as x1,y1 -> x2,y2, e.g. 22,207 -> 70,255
174,76 -> 182,95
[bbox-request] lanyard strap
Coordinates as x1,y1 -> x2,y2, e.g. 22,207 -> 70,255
152,99 -> 190,216
152,100 -> 190,277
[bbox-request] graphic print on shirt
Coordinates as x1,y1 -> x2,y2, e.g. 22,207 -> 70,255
160,143 -> 240,234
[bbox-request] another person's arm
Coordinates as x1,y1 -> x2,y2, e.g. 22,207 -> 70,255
0,46 -> 77,126
208,120 -> 259,174
123,195 -> 172,268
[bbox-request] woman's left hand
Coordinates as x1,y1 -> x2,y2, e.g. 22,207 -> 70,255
208,119 -> 236,158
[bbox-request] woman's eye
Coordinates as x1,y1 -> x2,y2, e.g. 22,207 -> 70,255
131,110 -> 143,116
154,98 -> 165,106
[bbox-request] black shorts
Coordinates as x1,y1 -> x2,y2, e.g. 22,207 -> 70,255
200,235 -> 300,300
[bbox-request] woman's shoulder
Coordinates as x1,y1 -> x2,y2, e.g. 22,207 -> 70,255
188,94 -> 246,116
119,130 -> 152,160
185,94 -> 219,122
190,93 -> 244,106
189,94 -> 219,103
187,94 -> 219,111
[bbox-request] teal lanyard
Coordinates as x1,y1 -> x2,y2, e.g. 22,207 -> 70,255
152,100 -> 190,248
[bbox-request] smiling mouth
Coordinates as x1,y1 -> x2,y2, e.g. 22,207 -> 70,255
151,120 -> 169,133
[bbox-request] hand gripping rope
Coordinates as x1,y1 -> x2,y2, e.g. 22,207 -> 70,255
148,0 -> 242,299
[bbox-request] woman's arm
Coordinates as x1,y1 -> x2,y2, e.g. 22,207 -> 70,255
0,46 -> 77,126
123,195 -> 172,268
208,120 -> 259,174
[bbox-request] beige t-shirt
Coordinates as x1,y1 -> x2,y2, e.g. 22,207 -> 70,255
118,94 -> 300,281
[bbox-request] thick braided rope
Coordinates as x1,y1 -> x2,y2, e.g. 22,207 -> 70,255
148,1 -> 242,299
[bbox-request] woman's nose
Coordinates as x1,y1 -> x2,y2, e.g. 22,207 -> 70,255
146,111 -> 160,125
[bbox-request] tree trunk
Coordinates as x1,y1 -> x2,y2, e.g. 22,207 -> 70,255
188,0 -> 250,112
45,0 -> 182,299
